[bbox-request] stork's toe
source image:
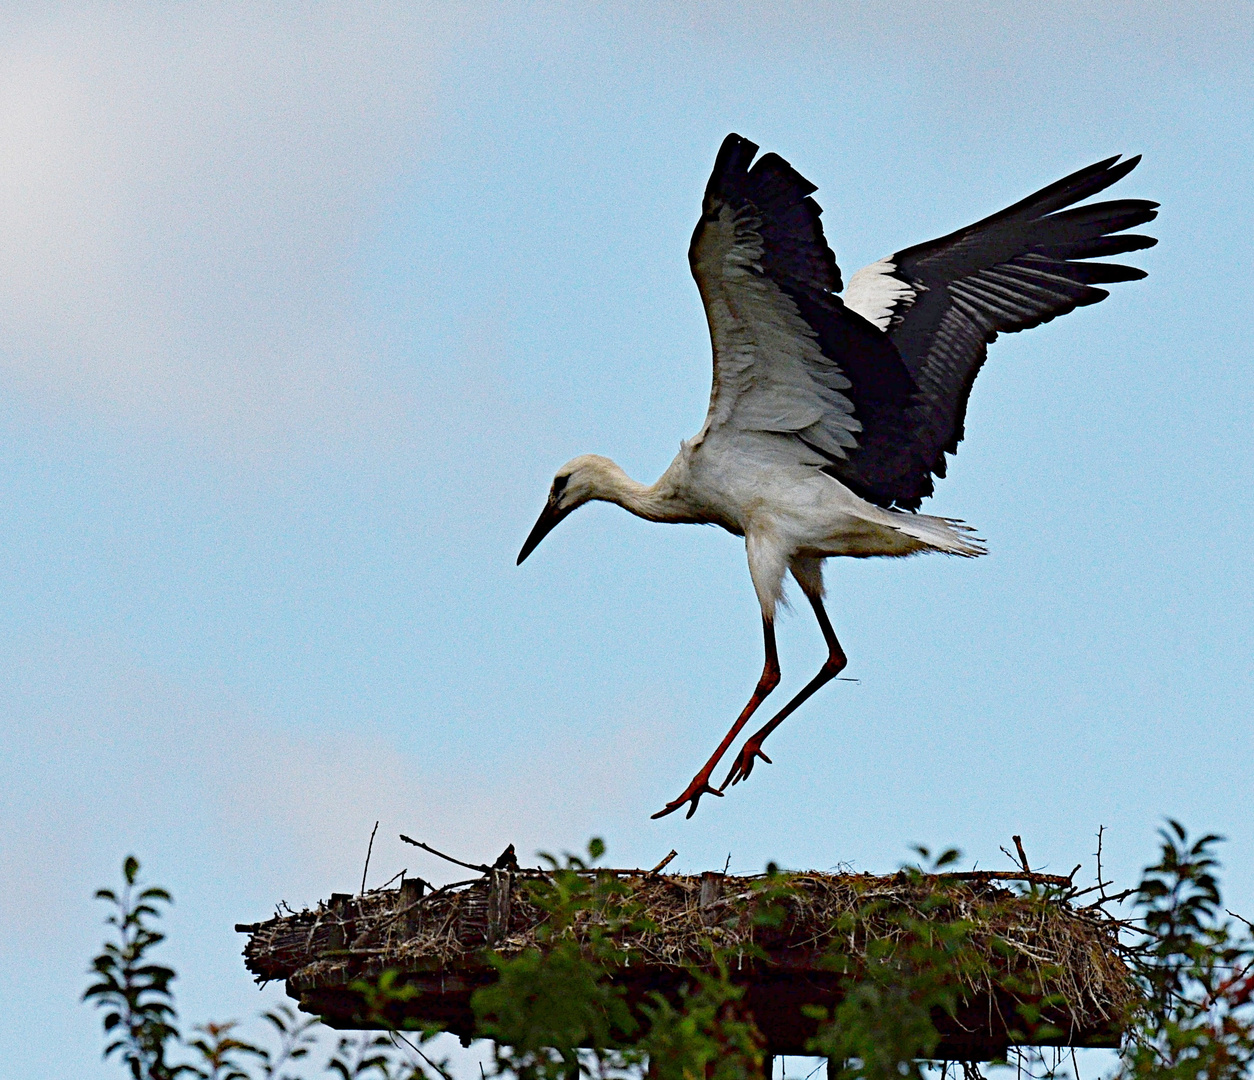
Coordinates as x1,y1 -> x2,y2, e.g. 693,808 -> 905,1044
651,781 -> 723,820
721,744 -> 772,789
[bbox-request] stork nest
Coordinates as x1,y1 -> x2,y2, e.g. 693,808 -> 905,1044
239,865 -> 1135,1057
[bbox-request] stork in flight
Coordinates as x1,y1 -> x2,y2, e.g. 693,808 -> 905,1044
517,134 -> 1157,819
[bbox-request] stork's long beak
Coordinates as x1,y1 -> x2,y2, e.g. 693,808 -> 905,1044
517,498 -> 573,565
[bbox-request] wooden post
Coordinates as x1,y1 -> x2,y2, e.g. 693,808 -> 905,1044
699,871 -> 723,925
327,893 -> 353,951
486,870 -> 512,947
399,877 -> 425,939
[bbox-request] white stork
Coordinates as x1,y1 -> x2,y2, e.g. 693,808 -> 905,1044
517,134 -> 1157,819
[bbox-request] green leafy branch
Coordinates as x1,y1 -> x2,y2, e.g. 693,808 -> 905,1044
85,855 -> 186,1080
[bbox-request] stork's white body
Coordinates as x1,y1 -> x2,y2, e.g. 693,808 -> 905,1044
516,134 -> 1157,818
589,437 -> 983,617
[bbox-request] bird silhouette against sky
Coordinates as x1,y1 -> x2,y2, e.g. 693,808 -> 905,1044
517,133 -> 1157,820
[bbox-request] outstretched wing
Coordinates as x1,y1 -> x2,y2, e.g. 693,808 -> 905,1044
842,155 -> 1159,509
688,134 -> 915,465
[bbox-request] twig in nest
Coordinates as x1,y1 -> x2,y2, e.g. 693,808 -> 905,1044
1095,825 -> 1107,902
1013,835 -> 1031,875
375,869 -> 407,893
361,821 -> 380,896
947,871 -> 1073,886
1081,887 -> 1136,911
400,835 -> 491,874
649,850 -> 678,875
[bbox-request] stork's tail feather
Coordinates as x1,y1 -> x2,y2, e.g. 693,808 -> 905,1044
892,513 -> 987,557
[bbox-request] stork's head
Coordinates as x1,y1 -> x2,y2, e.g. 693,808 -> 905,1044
517,454 -> 620,565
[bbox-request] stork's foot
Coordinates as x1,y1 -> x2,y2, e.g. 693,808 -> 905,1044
720,741 -> 773,789
651,778 -> 724,820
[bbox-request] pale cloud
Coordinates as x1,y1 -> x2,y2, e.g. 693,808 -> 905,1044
0,3 -> 467,450
210,692 -> 679,905
0,0 -> 1247,461
0,629 -> 674,939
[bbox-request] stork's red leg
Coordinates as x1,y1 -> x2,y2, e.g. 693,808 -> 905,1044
720,592 -> 846,790
651,618 -> 780,819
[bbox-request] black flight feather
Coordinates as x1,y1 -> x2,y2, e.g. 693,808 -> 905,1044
838,154 -> 1159,509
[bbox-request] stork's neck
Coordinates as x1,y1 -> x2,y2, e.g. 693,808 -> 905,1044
590,457 -> 697,524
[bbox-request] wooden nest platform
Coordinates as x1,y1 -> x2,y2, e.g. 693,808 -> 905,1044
238,862 -> 1133,1060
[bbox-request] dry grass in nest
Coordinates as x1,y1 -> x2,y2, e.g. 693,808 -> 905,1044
240,865 -> 1134,1053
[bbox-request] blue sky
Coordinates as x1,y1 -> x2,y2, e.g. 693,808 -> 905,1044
1,3 -> 1251,1076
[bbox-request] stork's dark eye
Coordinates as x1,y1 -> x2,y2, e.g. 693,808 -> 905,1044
552,475 -> 569,496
